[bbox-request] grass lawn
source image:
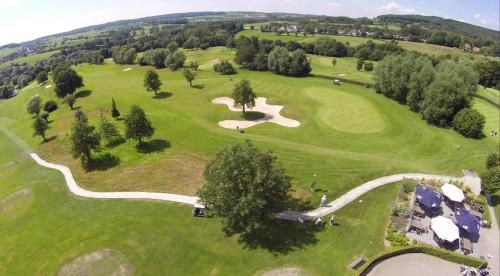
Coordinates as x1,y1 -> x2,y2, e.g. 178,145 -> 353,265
0,46 -> 496,274
0,125 -> 402,275
309,55 -> 375,83
0,50 -> 59,69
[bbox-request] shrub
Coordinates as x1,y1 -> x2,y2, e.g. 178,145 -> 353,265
452,108 -> 485,138
402,182 -> 416,194
364,61 -> 374,71
43,100 -> 58,112
486,152 -> 500,170
213,60 -> 236,75
39,111 -> 49,120
481,168 -> 500,195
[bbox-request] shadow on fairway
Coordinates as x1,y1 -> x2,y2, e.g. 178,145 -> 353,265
153,92 -> 172,99
76,90 -> 92,98
239,219 -> 320,255
106,137 -> 126,148
90,153 -> 120,171
192,84 -> 205,89
40,135 -> 57,144
136,139 -> 170,153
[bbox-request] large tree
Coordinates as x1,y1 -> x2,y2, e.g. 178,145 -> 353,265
288,49 -> 311,76
231,79 -> 256,114
197,141 -> 292,235
70,112 -> 101,169
27,95 -> 42,116
33,116 -> 49,142
98,114 -> 121,145
53,66 -> 83,98
407,57 -> 435,112
124,105 -> 155,144
36,71 -> 48,84
482,168 -> 500,195
268,47 -> 291,75
143,69 -> 162,96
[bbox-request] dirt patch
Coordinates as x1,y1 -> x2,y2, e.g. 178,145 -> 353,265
0,188 -> 32,225
261,267 -> 305,276
58,248 -> 132,276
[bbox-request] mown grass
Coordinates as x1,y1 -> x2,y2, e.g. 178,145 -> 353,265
0,46 -> 497,274
309,55 -> 375,82
0,127 -> 401,275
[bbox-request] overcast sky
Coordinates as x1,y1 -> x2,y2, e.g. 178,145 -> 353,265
0,0 -> 498,46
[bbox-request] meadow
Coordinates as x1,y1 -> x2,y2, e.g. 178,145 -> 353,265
0,46 -> 498,274
0,50 -> 59,69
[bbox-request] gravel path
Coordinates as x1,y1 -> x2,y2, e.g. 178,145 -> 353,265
366,253 -> 462,276
30,153 -> 200,205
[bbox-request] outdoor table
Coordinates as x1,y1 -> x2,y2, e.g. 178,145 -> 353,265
414,204 -> 425,217
410,219 -> 425,233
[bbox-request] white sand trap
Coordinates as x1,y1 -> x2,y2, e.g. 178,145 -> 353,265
212,97 -> 300,129
337,73 -> 347,77
45,85 -> 52,88
123,68 -> 132,71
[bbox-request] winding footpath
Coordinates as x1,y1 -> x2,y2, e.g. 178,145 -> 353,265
29,153 -> 480,220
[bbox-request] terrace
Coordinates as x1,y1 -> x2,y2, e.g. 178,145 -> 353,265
406,184 -> 486,258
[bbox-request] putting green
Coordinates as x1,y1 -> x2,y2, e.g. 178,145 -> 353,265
0,188 -> 32,225
306,87 -> 386,134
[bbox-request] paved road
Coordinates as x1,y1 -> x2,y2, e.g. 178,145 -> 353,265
479,196 -> 500,276
366,253 -> 463,276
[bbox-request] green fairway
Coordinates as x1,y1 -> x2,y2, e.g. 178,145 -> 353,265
0,47 -> 496,274
474,98 -> 499,139
0,126 -> 401,275
309,55 -> 375,83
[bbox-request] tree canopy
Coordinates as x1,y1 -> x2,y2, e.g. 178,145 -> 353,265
197,141 -> 292,236
143,69 -> 162,96
452,108 -> 485,139
70,112 -> 101,169
33,116 -> 49,142
53,66 -> 84,98
124,105 -> 155,144
27,95 -> 42,116
231,79 -> 256,114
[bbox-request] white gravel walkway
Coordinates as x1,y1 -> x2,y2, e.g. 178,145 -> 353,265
277,173 -> 477,220
31,153 -> 199,205
212,97 -> 300,129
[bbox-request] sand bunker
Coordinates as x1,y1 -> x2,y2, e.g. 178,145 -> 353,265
122,68 -> 132,71
337,73 -> 347,77
58,248 -> 132,276
212,97 -> 300,129
45,85 -> 52,88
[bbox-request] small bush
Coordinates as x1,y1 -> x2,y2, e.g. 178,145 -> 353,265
213,60 -> 236,75
452,108 -> 485,139
402,182 -> 415,194
486,152 -> 500,170
43,100 -> 58,112
364,61 -> 374,71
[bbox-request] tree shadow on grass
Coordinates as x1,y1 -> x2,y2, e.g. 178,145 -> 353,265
75,90 -> 92,98
40,135 -> 57,144
136,139 -> 171,153
241,111 -> 265,121
153,92 -> 172,99
192,84 -> 205,89
89,153 -> 120,171
238,219 -> 320,255
106,137 -> 126,148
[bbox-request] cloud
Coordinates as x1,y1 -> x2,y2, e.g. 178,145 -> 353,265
328,2 -> 341,7
376,2 -> 416,14
474,13 -> 480,18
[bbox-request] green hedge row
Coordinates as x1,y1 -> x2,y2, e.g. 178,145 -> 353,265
309,74 -> 373,88
358,245 -> 487,275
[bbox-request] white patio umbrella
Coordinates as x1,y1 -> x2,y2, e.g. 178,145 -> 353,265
441,183 -> 465,202
431,216 -> 460,242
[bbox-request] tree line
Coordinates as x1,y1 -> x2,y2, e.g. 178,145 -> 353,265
374,52 -> 485,138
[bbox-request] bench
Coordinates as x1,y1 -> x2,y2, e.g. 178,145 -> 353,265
350,256 -> 366,270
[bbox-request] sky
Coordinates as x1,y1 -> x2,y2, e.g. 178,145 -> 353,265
0,0 -> 498,46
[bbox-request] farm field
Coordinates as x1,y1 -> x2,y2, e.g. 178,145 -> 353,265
0,50 -> 59,69
0,47 -> 497,274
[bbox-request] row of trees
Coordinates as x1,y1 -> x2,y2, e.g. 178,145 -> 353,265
482,153 -> 500,195
139,46 -> 186,70
374,52 -> 484,138
111,46 -> 137,65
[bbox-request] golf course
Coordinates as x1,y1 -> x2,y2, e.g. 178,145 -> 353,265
0,43 -> 498,274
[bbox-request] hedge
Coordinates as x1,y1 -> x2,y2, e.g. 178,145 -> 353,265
358,245 -> 487,275
309,74 -> 372,88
